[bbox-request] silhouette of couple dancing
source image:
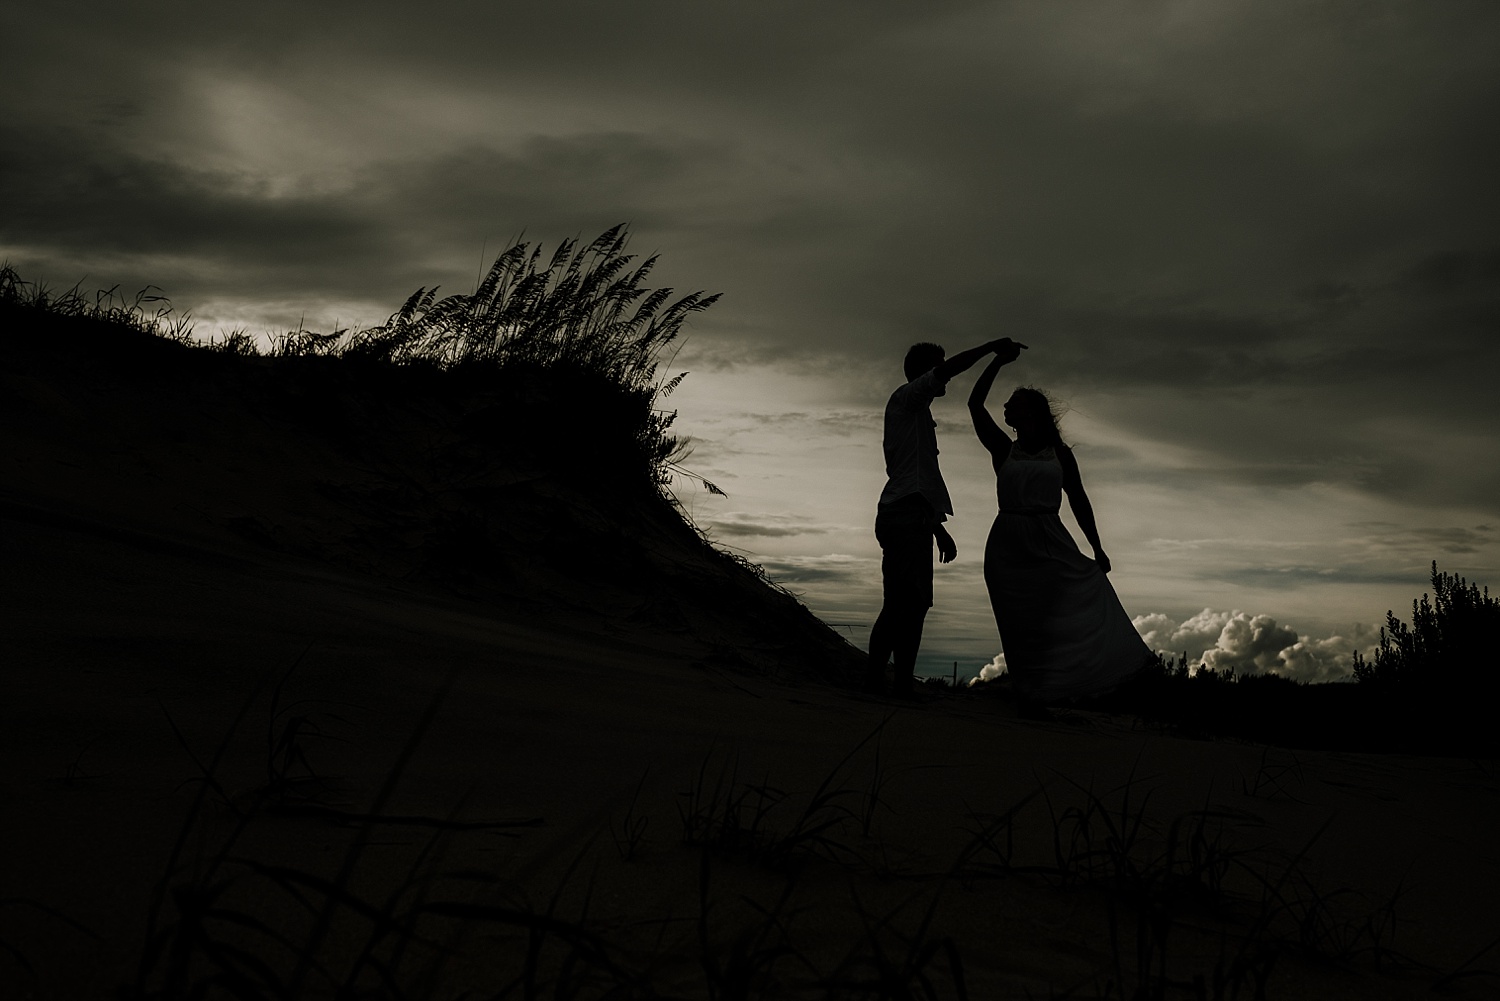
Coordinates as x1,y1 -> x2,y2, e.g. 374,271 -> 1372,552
866,338 -> 1154,712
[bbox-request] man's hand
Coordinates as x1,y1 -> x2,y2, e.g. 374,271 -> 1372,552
938,337 -> 1030,381
988,337 -> 1028,364
935,525 -> 957,564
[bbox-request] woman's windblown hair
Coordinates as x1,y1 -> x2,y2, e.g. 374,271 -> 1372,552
1012,386 -> 1067,447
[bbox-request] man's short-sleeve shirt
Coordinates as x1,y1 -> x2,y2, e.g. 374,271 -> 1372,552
878,368 -> 953,520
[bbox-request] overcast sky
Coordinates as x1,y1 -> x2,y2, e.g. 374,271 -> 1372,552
5,1 -> 1498,680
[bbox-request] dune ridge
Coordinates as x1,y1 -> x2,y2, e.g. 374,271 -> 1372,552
4,284 -> 1498,999
1,298 -> 865,687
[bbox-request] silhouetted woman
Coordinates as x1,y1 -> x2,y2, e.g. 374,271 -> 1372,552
969,356 -> 1153,710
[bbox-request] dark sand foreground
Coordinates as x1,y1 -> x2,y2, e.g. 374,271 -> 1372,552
4,319 -> 1499,998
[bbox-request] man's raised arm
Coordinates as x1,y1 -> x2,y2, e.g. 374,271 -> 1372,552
934,338 -> 1028,382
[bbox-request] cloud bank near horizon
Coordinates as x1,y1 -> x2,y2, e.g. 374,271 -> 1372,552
970,609 -> 1377,687
1133,609 -> 1379,683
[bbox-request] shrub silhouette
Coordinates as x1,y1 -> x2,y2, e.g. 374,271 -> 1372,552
1353,561 -> 1500,700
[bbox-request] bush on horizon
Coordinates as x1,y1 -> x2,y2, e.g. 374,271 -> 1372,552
1352,560 -> 1500,698
1101,564 -> 1499,753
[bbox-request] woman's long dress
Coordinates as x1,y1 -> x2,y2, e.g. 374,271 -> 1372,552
983,445 -> 1153,701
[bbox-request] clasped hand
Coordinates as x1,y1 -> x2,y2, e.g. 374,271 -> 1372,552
987,337 -> 1028,363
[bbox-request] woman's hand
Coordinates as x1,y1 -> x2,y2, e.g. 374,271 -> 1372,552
1094,548 -> 1112,574
988,337 -> 1027,363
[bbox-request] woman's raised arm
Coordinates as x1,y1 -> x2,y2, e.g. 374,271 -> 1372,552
968,353 -> 1013,457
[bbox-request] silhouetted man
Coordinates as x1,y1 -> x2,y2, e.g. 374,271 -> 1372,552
867,337 -> 1026,697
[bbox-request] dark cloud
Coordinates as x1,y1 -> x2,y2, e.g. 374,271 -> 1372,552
738,411 -> 874,438
1061,337 -> 1500,508
1346,523 -> 1499,559
1205,566 -> 1426,589
1404,527 -> 1497,556
0,127 -> 381,265
757,555 -> 872,587
3,1 -> 1498,525
707,511 -> 837,540
1402,248 -> 1500,296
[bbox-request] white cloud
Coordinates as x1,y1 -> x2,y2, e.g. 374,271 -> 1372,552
1131,609 -> 1380,682
1201,613 -> 1301,674
1133,608 -> 1231,661
1276,622 -> 1381,683
971,652 -> 1007,685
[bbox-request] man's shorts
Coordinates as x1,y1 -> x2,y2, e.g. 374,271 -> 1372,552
875,494 -> 935,609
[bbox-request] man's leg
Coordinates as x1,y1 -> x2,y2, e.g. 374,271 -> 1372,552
869,604 -> 925,694
867,606 -> 896,693
868,508 -> 896,694
870,500 -> 934,695
889,606 -> 928,696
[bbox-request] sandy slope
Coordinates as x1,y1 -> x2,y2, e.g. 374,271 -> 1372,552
3,317 -> 1499,998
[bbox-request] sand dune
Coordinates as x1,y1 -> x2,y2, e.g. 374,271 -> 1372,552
3,313 -> 1498,997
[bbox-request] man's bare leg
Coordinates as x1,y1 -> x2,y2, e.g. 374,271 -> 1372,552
869,605 -> 927,696
867,608 -> 897,693
890,607 -> 927,696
